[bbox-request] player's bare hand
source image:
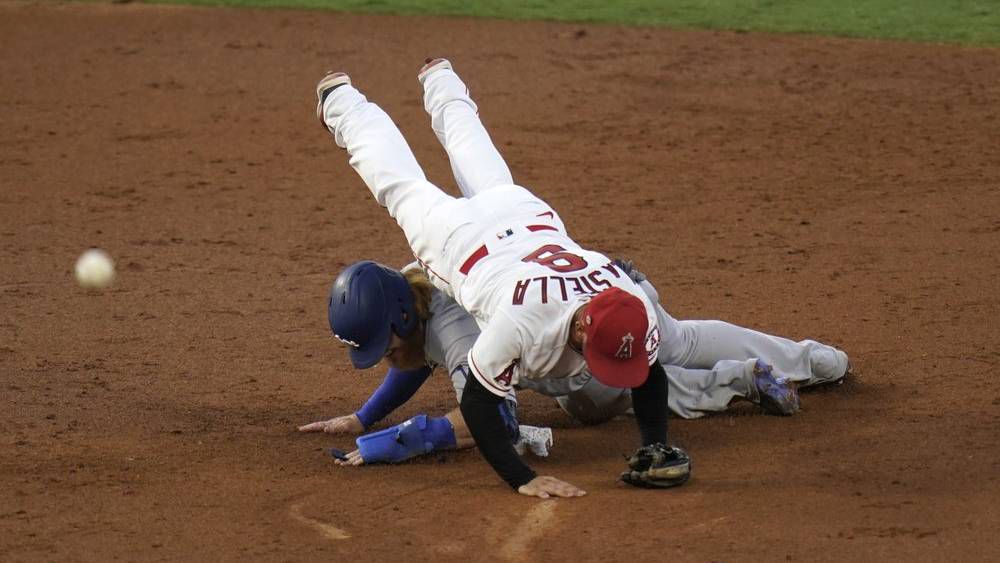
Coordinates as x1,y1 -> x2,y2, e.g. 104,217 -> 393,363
298,414 -> 363,434
333,449 -> 365,467
517,476 -> 586,499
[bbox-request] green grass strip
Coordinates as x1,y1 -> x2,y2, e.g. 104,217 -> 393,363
131,0 -> 1000,45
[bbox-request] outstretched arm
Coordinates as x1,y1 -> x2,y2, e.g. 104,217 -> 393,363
460,375 -> 536,488
462,313 -> 585,497
620,362 -> 691,489
461,376 -> 584,498
355,365 -> 433,428
332,407 -> 472,467
298,366 -> 432,433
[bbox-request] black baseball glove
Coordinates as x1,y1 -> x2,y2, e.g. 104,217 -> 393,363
620,443 -> 691,489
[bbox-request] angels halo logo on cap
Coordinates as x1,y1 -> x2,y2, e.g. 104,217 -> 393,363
615,333 -> 635,360
582,288 -> 649,388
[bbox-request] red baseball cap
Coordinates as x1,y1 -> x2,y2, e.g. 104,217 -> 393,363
582,288 -> 650,388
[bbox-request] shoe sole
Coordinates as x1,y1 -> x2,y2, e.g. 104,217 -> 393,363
528,427 -> 553,457
418,58 -> 451,83
316,72 -> 351,126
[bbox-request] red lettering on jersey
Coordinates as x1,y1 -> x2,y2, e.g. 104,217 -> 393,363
552,276 -> 568,300
579,274 -> 598,294
588,270 -> 612,291
512,262 -> 627,305
522,244 -> 588,273
532,277 -> 549,304
512,279 -> 530,305
646,327 -> 661,362
494,360 -> 519,387
601,263 -> 621,279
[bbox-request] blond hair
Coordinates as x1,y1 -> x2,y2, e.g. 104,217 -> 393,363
403,268 -> 434,322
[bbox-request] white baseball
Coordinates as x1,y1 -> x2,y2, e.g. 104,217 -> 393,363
75,248 -> 115,289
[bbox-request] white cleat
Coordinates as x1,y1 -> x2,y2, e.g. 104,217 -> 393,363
417,57 -> 452,84
514,425 -> 554,458
315,71 -> 352,128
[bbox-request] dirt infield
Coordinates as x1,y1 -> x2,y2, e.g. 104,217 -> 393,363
2,2 -> 999,561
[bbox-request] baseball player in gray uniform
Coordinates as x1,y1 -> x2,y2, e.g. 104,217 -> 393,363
299,261 -> 557,464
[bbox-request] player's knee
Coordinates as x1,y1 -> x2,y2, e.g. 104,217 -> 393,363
556,387 -> 632,425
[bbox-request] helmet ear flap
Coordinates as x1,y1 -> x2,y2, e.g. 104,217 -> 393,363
389,271 -> 418,338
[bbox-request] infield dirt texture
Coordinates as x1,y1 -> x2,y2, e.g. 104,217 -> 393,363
2,2 -> 999,561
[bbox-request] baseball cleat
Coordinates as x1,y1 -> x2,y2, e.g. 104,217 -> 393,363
835,361 -> 855,386
316,71 -> 351,128
513,425 -> 553,458
417,57 -> 452,84
753,359 -> 800,416
836,352 -> 853,385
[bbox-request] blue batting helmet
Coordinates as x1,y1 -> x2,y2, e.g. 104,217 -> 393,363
328,261 -> 419,369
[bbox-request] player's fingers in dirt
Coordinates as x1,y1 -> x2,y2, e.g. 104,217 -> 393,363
333,450 -> 365,467
346,450 -> 365,465
297,420 -> 329,432
299,415 -> 364,434
519,476 -> 586,498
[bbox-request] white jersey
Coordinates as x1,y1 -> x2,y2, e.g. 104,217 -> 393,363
459,219 -> 661,397
322,82 -> 660,399
322,67 -> 848,425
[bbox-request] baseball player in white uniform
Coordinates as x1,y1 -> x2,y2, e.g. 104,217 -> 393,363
317,59 -> 691,497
